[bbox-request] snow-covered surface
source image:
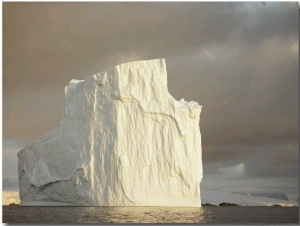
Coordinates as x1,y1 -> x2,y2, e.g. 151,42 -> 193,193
201,190 -> 298,207
17,58 -> 203,206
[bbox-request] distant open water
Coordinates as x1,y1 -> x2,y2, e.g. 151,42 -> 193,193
3,206 -> 299,224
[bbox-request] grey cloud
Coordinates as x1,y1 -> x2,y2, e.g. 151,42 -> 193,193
168,36 -> 298,149
243,140 -> 298,178
202,144 -> 260,164
238,3 -> 298,46
3,2 -> 299,193
201,173 -> 298,192
2,140 -> 31,190
203,139 -> 298,184
202,141 -> 298,193
3,178 -> 19,191
3,2 -> 298,145
199,36 -> 299,190
271,144 -> 299,166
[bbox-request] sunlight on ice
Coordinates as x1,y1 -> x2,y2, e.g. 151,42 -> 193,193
17,59 -> 203,206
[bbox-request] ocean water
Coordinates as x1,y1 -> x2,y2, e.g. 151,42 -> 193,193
3,206 -> 298,224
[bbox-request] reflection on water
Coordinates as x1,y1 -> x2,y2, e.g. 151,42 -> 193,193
76,207 -> 210,223
3,206 -> 298,224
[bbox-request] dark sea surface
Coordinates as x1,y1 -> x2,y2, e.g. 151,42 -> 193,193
3,206 -> 299,224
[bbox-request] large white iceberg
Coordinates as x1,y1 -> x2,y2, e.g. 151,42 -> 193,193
17,58 -> 203,206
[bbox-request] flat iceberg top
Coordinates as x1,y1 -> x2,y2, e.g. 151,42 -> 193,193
66,58 -> 201,133
60,58 -> 201,137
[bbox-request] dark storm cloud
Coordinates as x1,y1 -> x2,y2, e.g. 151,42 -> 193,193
3,2 -> 299,191
243,140 -> 299,178
205,41 -> 298,146
168,35 -> 298,150
202,140 -> 298,192
271,142 -> 299,166
203,140 -> 298,178
239,3 -> 298,45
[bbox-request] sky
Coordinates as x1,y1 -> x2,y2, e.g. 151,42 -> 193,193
2,2 -> 299,196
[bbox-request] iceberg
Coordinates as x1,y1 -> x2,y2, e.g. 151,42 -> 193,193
17,58 -> 203,206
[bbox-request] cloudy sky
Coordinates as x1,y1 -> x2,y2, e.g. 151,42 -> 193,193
3,2 -> 299,196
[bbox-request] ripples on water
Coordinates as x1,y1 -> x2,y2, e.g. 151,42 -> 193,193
3,206 -> 299,224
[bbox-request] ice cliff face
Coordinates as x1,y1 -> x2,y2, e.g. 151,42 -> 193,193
17,58 -> 203,206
